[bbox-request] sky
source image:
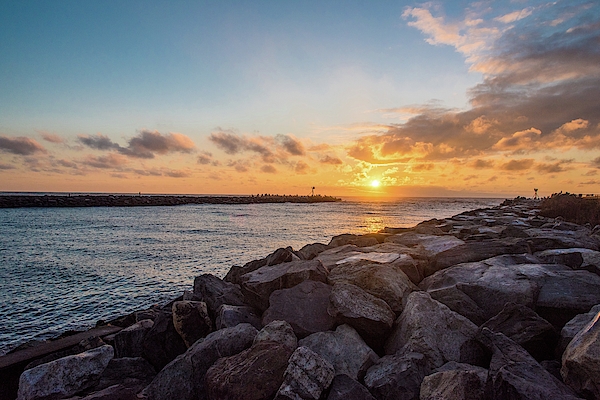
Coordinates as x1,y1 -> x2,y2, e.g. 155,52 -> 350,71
1,0 -> 599,198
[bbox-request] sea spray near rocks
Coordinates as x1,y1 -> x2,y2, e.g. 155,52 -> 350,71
3,198 -> 600,399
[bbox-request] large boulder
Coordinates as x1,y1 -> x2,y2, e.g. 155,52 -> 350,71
114,319 -> 154,358
561,309 -> 600,399
205,341 -> 294,400
429,238 -> 530,276
67,384 -> 137,400
172,301 -> 212,347
17,345 -> 114,400
327,261 -> 416,313
420,255 -> 545,321
559,305 -> 600,355
193,274 -> 246,316
535,268 -> 600,329
298,243 -> 330,260
524,228 -> 600,252
94,357 -> 156,394
480,302 -> 557,361
477,328 -> 580,400
225,247 -> 296,285
215,304 -> 262,330
274,346 -> 335,400
328,234 -> 381,248
262,280 -> 336,338
142,323 -> 258,400
240,259 -> 329,311
327,374 -> 375,400
254,320 -> 298,350
428,286 -> 487,325
327,283 -> 395,351
419,362 -> 488,400
384,233 -> 465,259
141,311 -> 187,371
363,351 -> 428,400
299,324 -> 379,381
385,292 -> 478,370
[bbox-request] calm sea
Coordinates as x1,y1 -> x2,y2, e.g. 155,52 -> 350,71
0,197 -> 502,355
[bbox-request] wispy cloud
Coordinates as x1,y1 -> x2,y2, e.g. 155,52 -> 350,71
78,130 -> 196,159
0,136 -> 46,155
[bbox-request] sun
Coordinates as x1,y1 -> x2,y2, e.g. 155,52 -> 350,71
371,180 -> 380,187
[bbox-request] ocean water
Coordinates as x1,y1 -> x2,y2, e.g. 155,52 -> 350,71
0,197 -> 502,355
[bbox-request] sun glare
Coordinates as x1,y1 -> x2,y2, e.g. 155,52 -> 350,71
371,180 -> 380,187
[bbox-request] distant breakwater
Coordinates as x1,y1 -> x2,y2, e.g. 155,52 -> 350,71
0,194 -> 342,208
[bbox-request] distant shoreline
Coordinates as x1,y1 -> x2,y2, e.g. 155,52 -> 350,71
0,194 -> 342,208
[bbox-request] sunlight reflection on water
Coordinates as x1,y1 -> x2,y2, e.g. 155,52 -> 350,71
0,198 -> 502,353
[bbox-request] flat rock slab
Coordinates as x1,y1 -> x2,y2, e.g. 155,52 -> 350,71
240,259 -> 329,311
275,346 -> 335,400
385,233 -> 465,259
263,280 -> 336,338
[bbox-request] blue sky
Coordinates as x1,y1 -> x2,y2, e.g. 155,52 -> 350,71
1,1 -> 599,196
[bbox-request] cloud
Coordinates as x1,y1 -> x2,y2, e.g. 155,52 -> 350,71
0,136 -> 46,155
0,163 -> 15,170
346,1 -> 600,167
83,153 -> 128,169
165,170 -> 190,178
209,130 -> 305,163
276,134 -> 305,156
56,159 -> 78,169
228,160 -> 249,173
39,132 -> 65,144
591,157 -> 600,168
295,161 -> 310,174
319,155 -> 343,165
471,159 -> 495,169
261,164 -> 277,174
197,151 -> 214,165
78,130 -> 196,159
500,159 -> 535,171
411,163 -> 435,172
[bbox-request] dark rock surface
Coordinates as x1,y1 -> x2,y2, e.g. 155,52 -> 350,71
141,311 -> 187,371
274,346 -> 335,400
172,301 -> 212,348
327,374 -> 375,400
192,274 -> 246,317
363,351 -> 428,400
262,280 -> 336,338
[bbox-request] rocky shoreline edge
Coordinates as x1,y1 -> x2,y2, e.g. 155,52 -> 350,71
0,194 -> 341,208
2,197 -> 600,400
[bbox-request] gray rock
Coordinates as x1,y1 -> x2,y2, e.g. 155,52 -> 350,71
141,311 -> 187,371
299,324 -> 378,381
172,301 -> 212,347
275,346 -> 335,400
477,328 -> 580,400
114,319 -> 154,358
328,234 -> 381,248
559,305 -> 600,355
420,363 -> 487,400
298,243 -> 330,260
327,374 -> 375,400
428,286 -> 487,325
17,345 -> 114,400
205,341 -> 294,400
561,308 -> 600,399
192,274 -> 245,316
262,280 -> 336,338
385,292 -> 478,370
327,261 -> 416,313
385,233 -> 465,259
240,259 -> 329,311
363,351 -> 428,400
315,245 -> 362,270
480,302 -> 557,361
254,320 -> 298,350
524,228 -> 600,252
327,283 -> 395,350
95,357 -> 155,394
535,248 -> 584,269
215,304 -> 262,330
142,323 -> 258,400
67,384 -> 137,400
429,238 -> 530,276
535,269 -> 600,329
225,247 -> 296,285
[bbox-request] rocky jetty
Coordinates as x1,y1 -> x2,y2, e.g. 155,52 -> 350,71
3,198 -> 600,399
0,194 -> 341,208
